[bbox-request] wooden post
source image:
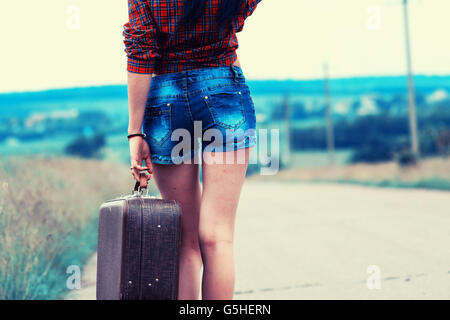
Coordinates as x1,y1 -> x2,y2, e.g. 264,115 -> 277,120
282,93 -> 292,168
323,62 -> 335,165
403,0 -> 420,157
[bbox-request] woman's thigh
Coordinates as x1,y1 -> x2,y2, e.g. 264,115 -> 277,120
199,148 -> 251,241
151,163 -> 202,246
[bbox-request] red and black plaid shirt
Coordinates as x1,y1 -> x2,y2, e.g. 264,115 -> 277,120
123,0 -> 262,75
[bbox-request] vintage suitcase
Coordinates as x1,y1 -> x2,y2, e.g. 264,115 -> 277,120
96,175 -> 182,300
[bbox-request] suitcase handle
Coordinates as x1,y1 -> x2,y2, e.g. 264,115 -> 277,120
133,173 -> 148,193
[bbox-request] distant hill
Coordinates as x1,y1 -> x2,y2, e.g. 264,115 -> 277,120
246,75 -> 450,96
1,75 -> 450,104
0,75 -> 449,119
0,85 -> 127,107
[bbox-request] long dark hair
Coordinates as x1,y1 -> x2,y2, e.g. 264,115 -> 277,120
180,0 -> 246,31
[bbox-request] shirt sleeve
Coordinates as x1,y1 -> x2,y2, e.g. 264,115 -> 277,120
123,0 -> 161,74
235,0 -> 262,33
244,0 -> 262,19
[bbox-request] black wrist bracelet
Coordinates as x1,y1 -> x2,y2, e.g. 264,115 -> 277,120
127,133 -> 146,140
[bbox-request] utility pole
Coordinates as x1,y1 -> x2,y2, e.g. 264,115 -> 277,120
282,92 -> 292,168
323,62 -> 335,165
403,0 -> 420,157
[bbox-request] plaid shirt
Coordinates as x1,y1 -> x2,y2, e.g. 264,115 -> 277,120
123,0 -> 262,74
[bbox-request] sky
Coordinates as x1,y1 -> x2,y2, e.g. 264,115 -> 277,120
1,0 -> 449,92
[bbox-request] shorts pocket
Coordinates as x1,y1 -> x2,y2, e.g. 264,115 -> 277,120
204,86 -> 245,130
144,103 -> 172,145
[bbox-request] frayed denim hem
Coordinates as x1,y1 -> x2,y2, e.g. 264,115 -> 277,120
150,150 -> 196,165
150,154 -> 176,165
151,135 -> 256,164
205,134 -> 257,152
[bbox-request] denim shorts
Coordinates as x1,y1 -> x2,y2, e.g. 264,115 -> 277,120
143,65 -> 257,164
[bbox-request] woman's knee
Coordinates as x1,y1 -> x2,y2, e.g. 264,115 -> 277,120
181,230 -> 201,252
198,228 -> 234,250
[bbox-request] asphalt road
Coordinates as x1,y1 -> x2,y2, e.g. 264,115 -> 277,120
68,181 -> 450,300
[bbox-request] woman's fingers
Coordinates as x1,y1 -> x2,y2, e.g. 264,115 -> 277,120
135,164 -> 152,180
131,162 -> 152,183
130,159 -> 142,182
131,167 -> 140,182
135,164 -> 150,171
144,155 -> 153,180
139,173 -> 148,189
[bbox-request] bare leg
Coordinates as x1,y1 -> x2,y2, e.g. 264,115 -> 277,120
199,148 -> 251,300
151,162 -> 202,300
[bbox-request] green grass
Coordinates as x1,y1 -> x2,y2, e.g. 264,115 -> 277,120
0,156 -> 144,299
309,177 -> 450,191
252,157 -> 450,191
257,177 -> 450,191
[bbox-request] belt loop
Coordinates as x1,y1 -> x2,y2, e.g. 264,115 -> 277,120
230,65 -> 238,83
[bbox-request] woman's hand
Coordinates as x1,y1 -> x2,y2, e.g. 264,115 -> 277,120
126,72 -> 153,182
129,136 -> 153,182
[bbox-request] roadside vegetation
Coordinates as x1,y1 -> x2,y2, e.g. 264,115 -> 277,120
251,157 -> 450,191
0,157 -> 146,299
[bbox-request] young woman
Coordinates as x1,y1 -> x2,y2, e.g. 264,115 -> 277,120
124,0 -> 261,300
